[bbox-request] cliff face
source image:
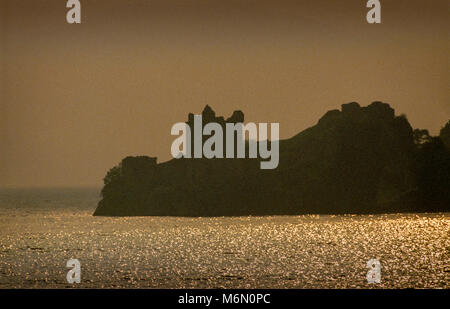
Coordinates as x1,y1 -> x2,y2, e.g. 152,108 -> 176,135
94,102 -> 450,216
441,120 -> 450,150
276,101 -> 418,213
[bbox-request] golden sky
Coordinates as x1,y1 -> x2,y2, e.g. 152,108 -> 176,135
0,0 -> 449,187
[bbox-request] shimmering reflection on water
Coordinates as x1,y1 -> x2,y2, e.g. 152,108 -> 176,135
0,209 -> 448,288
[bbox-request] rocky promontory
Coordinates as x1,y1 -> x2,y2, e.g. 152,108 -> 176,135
94,102 -> 450,216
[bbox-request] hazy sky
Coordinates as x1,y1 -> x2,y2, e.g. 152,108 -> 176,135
1,0 -> 449,187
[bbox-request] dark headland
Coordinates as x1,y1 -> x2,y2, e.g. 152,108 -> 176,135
94,102 -> 450,216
